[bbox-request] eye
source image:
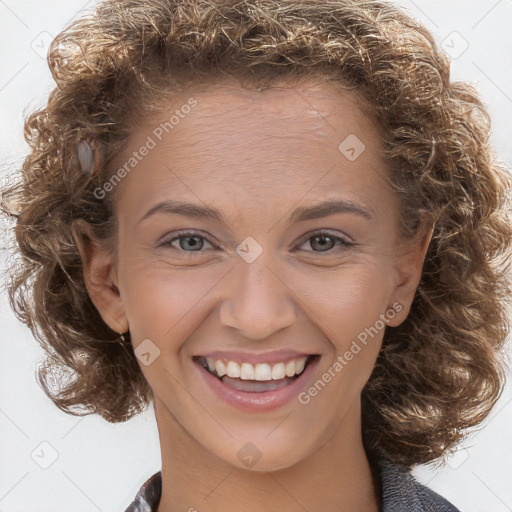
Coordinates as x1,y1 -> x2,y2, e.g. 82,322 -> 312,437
158,231 -> 216,255
293,230 -> 356,253
157,229 -> 356,257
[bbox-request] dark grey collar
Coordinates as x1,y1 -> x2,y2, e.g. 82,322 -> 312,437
126,458 -> 461,511
376,458 -> 461,512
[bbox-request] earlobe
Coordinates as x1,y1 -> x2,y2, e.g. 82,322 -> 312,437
386,214 -> 434,328
71,219 -> 129,334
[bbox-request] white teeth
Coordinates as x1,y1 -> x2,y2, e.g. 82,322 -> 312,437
254,363 -> 272,381
240,362 -> 255,380
214,359 -> 227,377
201,356 -> 310,381
285,360 -> 296,377
226,361 -> 241,378
271,362 -> 286,380
295,358 -> 306,374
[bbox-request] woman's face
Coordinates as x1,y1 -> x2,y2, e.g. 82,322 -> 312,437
83,76 -> 430,471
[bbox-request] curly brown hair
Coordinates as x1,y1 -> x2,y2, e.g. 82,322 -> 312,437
1,0 -> 511,469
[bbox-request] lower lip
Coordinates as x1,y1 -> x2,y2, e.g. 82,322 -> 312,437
194,357 -> 320,413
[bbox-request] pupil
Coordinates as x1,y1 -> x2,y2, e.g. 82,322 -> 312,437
181,236 -> 202,251
312,235 -> 333,252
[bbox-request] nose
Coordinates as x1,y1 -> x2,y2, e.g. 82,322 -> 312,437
219,255 -> 297,341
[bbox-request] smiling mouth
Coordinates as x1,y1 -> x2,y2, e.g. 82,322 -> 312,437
193,354 -> 319,393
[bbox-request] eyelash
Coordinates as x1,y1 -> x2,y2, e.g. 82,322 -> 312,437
158,229 -> 356,256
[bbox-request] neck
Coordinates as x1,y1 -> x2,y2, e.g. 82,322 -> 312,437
155,399 -> 381,512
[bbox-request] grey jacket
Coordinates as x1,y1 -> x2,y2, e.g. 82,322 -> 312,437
125,457 -> 461,511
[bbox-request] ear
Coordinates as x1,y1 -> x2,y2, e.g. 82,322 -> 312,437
386,213 -> 434,327
71,219 -> 129,335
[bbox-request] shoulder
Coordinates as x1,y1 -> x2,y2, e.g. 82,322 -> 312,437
124,460 -> 461,512
376,458 -> 461,512
125,471 -> 162,512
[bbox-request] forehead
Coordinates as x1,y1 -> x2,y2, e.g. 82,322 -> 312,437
151,75 -> 381,155
112,76 -> 392,216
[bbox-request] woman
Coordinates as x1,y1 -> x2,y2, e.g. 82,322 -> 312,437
2,0 -> 511,510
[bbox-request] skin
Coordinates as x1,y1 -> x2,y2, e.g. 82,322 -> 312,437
77,75 -> 433,512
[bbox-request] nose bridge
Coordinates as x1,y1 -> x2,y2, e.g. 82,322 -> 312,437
219,246 -> 296,340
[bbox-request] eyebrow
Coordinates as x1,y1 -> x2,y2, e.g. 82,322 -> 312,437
137,198 -> 373,225
289,198 -> 373,223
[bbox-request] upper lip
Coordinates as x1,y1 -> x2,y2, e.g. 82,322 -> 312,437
194,350 -> 317,366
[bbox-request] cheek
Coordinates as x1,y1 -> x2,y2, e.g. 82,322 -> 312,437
118,249 -> 395,353
300,266 -> 393,401
289,262 -> 393,387
289,260 -> 394,338
117,259 -> 221,343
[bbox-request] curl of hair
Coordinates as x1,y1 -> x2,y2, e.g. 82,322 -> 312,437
1,0 -> 511,468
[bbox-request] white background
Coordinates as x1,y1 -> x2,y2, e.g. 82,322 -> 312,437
1,1 -> 511,511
